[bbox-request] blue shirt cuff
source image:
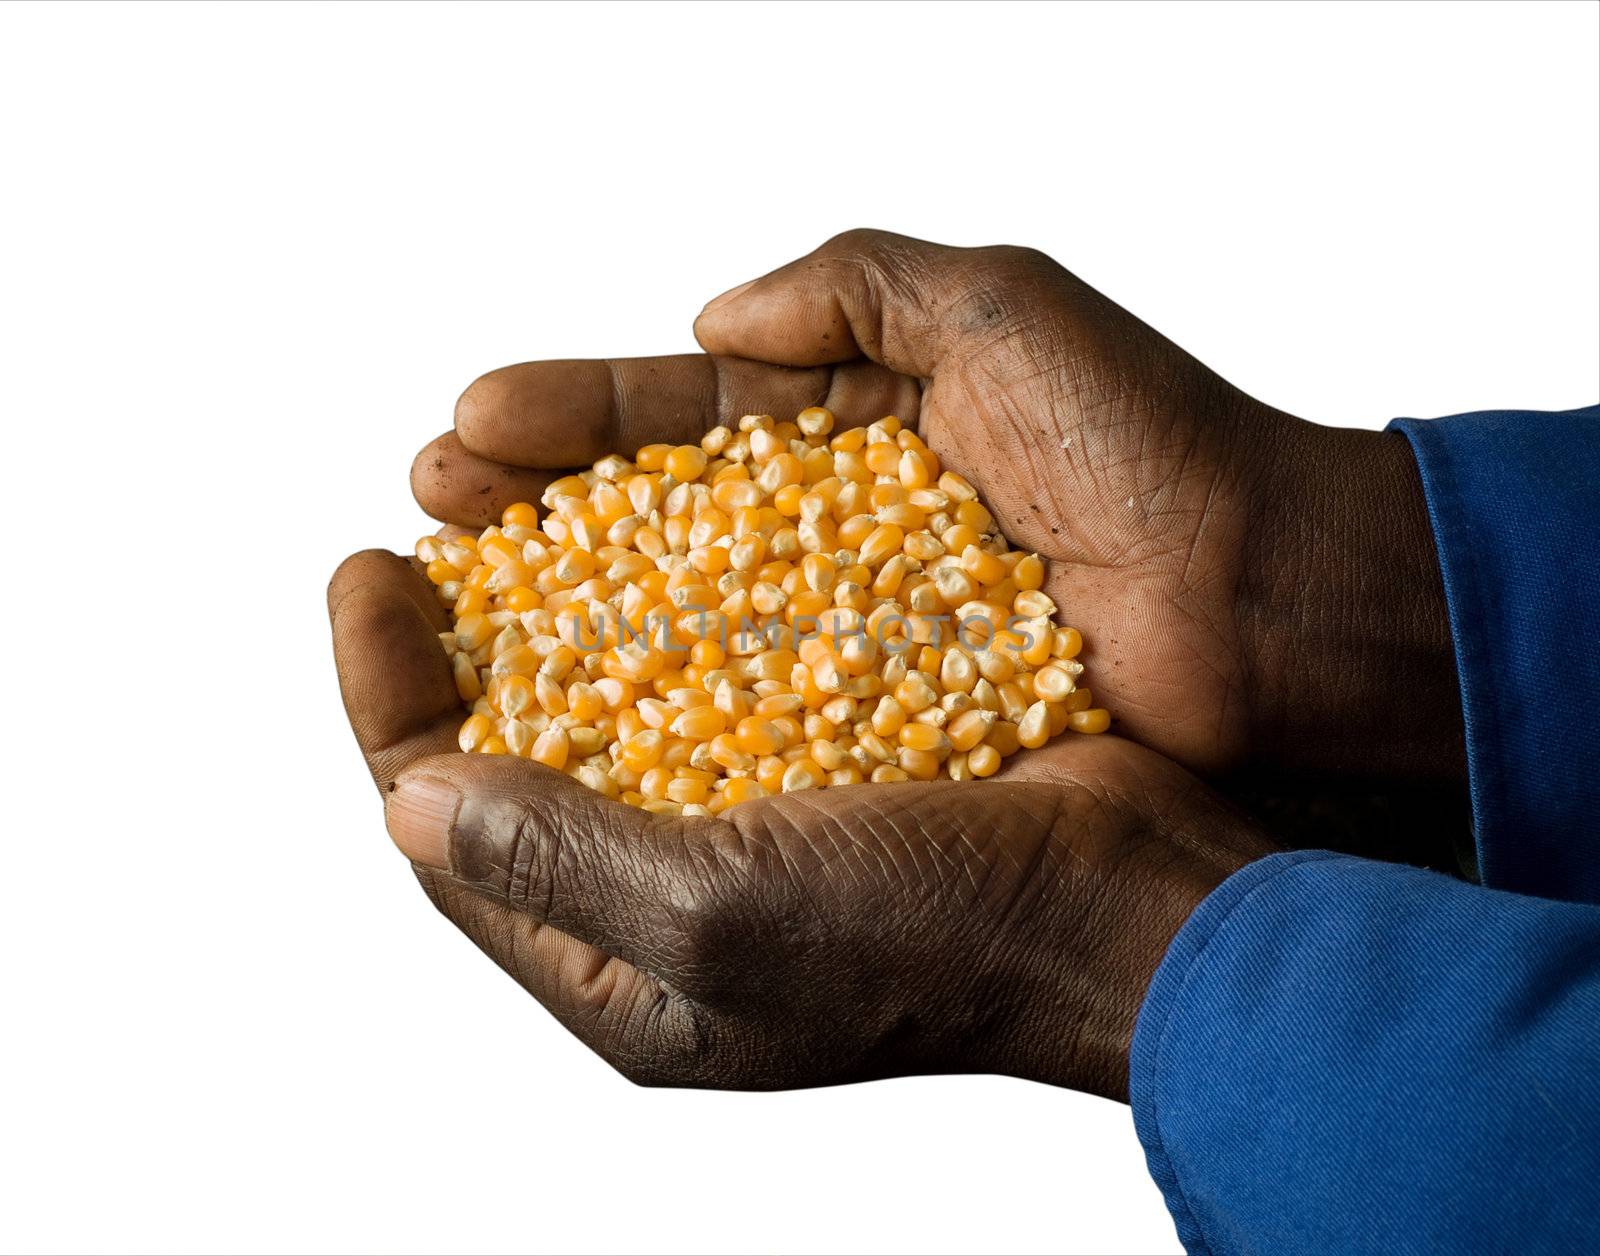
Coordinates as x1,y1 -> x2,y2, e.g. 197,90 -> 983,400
1389,407 -> 1600,905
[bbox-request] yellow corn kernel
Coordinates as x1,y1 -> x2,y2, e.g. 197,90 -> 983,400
635,443 -> 671,472
671,705 -> 727,741
947,708 -> 997,752
961,544 -> 1006,586
530,726 -> 569,770
858,523 -> 904,568
665,445 -> 709,482
569,726 -> 606,757
452,652 -> 482,702
1014,590 -> 1056,619
895,676 -> 937,714
639,766 -> 674,800
986,721 -> 1022,757
426,558 -> 464,586
899,724 -> 950,754
968,744 -> 1000,777
666,776 -> 710,806
620,729 -> 665,772
797,406 -> 834,437
439,409 -> 1105,805
898,448 -> 933,489
808,740 -> 849,772
566,681 -> 604,721
505,587 -> 542,614
1069,707 -> 1110,734
870,696 -> 906,737
497,673 -> 535,718
1062,687 -> 1094,714
781,760 -> 824,792
458,713 -> 492,752
1012,553 -> 1044,590
454,586 -> 489,617
734,717 -> 783,756
719,778 -> 768,808
1018,700 -> 1051,750
1032,664 -> 1075,702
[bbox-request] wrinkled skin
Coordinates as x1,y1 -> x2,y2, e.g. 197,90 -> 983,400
333,230 -> 1469,1099
330,549 -> 1272,1100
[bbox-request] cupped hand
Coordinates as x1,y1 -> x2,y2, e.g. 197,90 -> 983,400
415,230 -> 1464,794
329,549 -> 1275,1099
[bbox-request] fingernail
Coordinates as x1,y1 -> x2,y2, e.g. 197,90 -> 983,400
385,777 -> 459,870
701,278 -> 757,315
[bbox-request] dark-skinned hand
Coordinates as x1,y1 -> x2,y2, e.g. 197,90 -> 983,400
329,545 -> 1274,1099
409,229 -> 1469,863
332,230 -> 1474,1099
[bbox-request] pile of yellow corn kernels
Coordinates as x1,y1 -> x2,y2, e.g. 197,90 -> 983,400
418,408 -> 1108,816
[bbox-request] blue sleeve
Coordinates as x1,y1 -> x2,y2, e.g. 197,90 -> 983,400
1389,405 -> 1600,904
1128,407 -> 1600,1254
1130,851 -> 1600,1256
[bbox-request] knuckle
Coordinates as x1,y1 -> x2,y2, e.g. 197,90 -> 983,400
661,889 -> 740,988
941,246 -> 1063,341
978,242 -> 1056,277
824,225 -> 893,254
449,792 -> 551,909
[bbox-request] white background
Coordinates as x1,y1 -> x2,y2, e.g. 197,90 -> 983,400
1,3 -> 1595,1254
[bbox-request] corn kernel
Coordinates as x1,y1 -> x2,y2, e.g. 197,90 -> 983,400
968,744 -> 1001,777
665,445 -> 709,482
1069,707 -> 1110,734
433,406 -> 1103,807
530,727 -> 569,770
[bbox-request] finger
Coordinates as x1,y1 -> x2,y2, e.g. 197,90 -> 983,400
328,550 -> 461,792
328,546 -> 445,627
693,227 -> 1062,377
414,870 -> 674,1065
384,753 -> 732,977
411,431 -> 562,528
453,354 -> 919,468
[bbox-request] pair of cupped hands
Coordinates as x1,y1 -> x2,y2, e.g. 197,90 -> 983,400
330,231 -> 1467,1100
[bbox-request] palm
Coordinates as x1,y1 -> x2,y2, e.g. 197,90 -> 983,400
416,351 -> 1265,780
915,318 -> 1263,773
405,704 -> 1261,1095
331,547 -> 1265,1095
408,228 -> 1303,774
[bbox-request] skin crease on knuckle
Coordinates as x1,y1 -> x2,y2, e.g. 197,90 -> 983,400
363,227 -> 1469,1102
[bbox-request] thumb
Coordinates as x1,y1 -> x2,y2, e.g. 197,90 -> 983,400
384,753 -> 729,976
694,228 -> 1059,378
